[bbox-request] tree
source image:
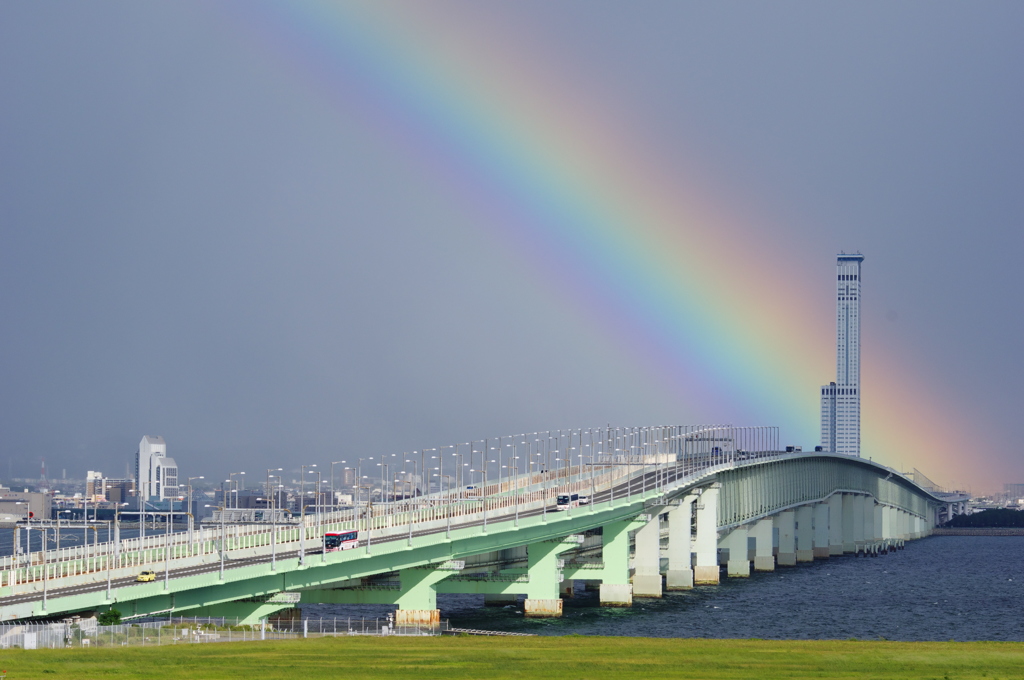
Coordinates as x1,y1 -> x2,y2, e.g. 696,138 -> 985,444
97,608 -> 121,626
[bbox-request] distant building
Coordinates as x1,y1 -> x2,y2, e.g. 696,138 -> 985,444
135,435 -> 179,501
820,253 -> 863,456
86,472 -> 136,504
0,486 -> 51,520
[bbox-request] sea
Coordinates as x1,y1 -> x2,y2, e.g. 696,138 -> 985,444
303,536 -> 1024,641
5,530 -> 1021,640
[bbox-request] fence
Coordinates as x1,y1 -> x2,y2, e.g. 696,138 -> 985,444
2,425 -> 782,592
0,616 -> 447,649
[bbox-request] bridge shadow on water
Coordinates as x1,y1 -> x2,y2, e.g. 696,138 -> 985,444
302,536 -> 1024,641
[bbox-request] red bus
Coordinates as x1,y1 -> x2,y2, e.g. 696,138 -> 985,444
323,530 -> 359,552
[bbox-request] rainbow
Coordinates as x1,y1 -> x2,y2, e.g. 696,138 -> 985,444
226,2 -> 984,490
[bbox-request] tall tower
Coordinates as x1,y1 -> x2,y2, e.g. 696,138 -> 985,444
820,253 -> 863,455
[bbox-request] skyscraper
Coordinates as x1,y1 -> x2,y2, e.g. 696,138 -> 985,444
135,435 -> 179,501
820,253 -> 863,456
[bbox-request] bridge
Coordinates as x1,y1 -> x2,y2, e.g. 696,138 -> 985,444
0,425 -> 964,625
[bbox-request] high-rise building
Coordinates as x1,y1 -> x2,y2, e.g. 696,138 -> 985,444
820,253 -> 863,456
135,435 -> 179,501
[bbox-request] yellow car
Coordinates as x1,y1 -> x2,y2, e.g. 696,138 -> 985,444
136,570 -> 156,582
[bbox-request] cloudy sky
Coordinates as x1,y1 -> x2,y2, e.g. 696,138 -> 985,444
1,1 -> 1021,493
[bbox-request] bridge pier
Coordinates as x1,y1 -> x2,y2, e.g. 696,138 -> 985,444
722,526 -> 750,577
813,503 -> 830,558
694,485 -> 720,584
633,513 -> 663,597
863,498 -> 876,555
599,521 -> 633,606
752,517 -> 774,571
523,536 -> 582,617
666,495 -> 695,589
852,494 -> 866,553
828,493 -> 844,556
795,506 -> 814,562
775,510 -> 796,566
393,564 -> 462,626
842,493 -> 857,553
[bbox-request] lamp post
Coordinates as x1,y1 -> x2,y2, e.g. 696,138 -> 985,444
205,504 -> 226,580
229,472 -> 245,509
329,460 -> 346,513
299,464 -> 316,566
433,472 -> 454,538
187,476 -> 203,551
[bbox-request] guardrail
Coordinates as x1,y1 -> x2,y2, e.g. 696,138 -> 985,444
2,425 -> 781,594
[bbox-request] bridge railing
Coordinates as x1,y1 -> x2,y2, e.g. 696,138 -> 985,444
2,425 -> 780,592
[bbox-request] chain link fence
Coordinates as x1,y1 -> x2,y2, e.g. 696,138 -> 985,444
0,615 -> 447,649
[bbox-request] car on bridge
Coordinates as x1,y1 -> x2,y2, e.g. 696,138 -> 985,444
136,570 -> 156,582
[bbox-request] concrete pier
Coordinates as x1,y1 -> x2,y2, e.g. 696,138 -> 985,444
694,485 -> 720,584
395,609 -> 440,627
775,510 -> 796,566
813,503 -> 831,558
752,517 -> 775,571
852,494 -> 866,553
523,599 -> 562,618
842,493 -> 857,553
795,505 -> 814,562
666,495 -> 695,589
828,493 -> 845,556
598,583 -> 632,607
723,525 -> 750,577
633,513 -> 663,597
599,520 -> 633,606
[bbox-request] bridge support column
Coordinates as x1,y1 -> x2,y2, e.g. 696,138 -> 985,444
864,499 -> 877,555
633,512 -> 663,597
775,510 -> 796,566
694,485 -> 720,584
813,503 -> 830,559
752,517 -> 774,571
843,493 -> 857,553
523,536 -> 582,617
828,494 -> 844,556
881,506 -> 893,551
796,506 -> 814,562
722,526 -> 750,577
666,496 -> 695,589
395,562 -> 463,627
852,495 -> 866,553
599,521 -> 633,606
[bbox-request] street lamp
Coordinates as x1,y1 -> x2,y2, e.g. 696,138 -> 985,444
187,476 -> 204,550
329,460 -> 346,513
205,504 -> 226,580
299,464 -> 316,566
229,472 -> 246,509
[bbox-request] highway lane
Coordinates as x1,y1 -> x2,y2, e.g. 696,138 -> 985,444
1,459 -> 730,612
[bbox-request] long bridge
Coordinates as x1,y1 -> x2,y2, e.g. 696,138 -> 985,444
0,425 -> 966,625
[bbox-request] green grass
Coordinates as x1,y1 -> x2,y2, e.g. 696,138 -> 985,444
3,636 -> 1023,679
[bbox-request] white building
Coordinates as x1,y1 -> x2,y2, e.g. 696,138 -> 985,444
820,253 -> 863,456
135,435 -> 179,501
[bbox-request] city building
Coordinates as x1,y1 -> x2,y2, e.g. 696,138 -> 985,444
135,435 -> 179,501
0,486 -> 51,520
820,253 -> 863,456
85,472 -> 135,504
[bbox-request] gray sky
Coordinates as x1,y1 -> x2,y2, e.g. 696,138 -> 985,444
1,1 -> 1021,492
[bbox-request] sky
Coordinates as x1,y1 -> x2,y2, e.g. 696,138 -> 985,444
0,1 -> 1021,494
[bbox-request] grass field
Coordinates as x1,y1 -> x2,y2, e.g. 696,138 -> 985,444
2,636 -> 1023,680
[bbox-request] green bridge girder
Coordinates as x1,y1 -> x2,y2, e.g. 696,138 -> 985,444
0,453 -> 956,623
